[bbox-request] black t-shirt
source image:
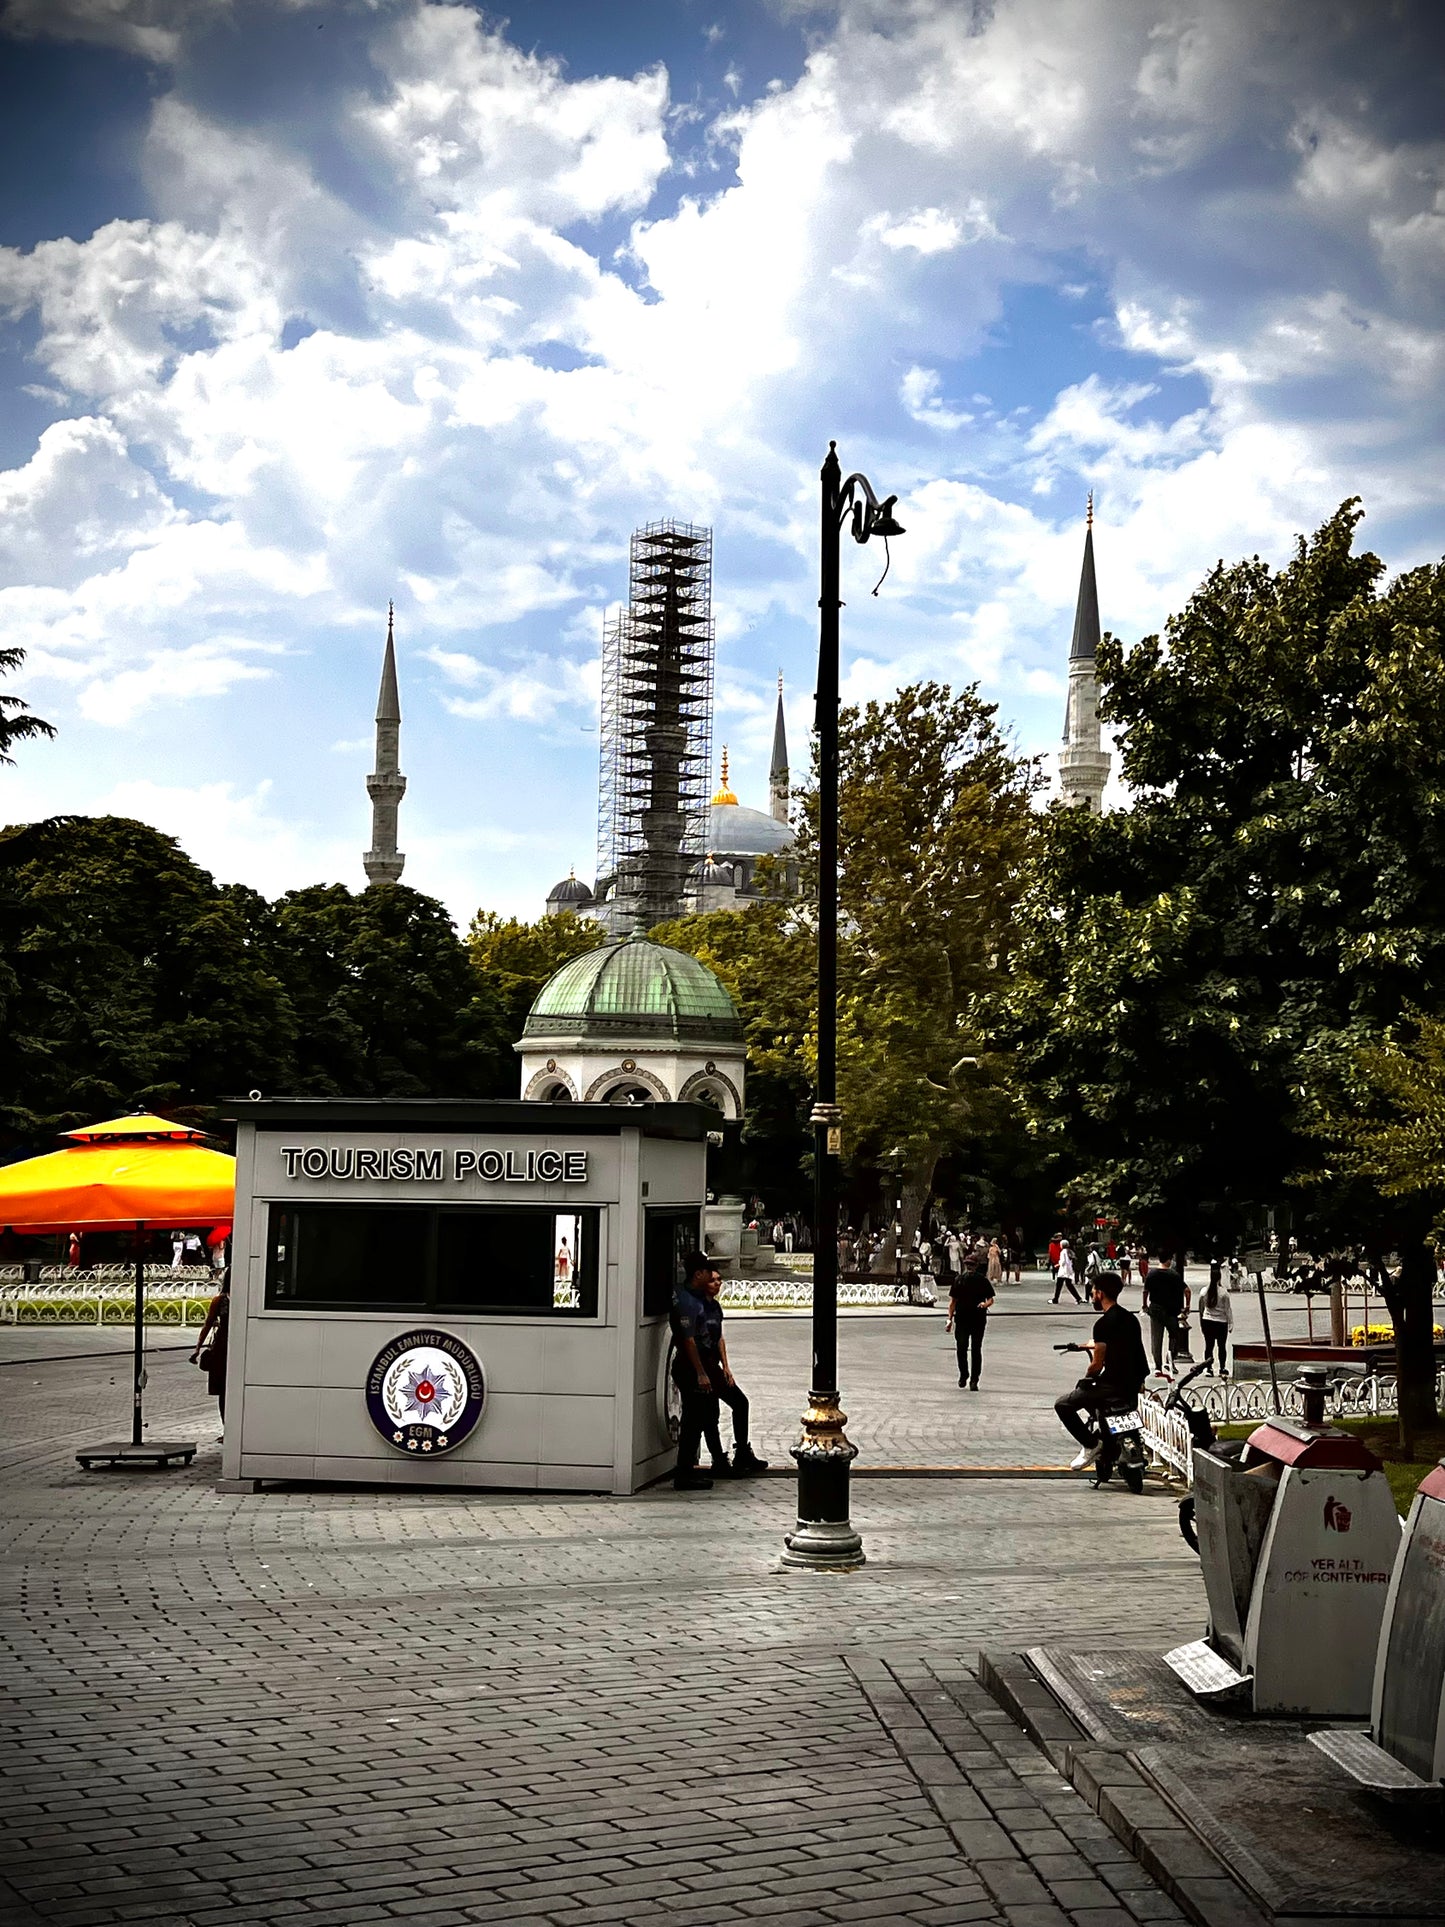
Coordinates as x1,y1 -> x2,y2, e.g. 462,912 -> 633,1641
1094,1302 -> 1148,1397
951,1269 -> 993,1316
1145,1268 -> 1185,1320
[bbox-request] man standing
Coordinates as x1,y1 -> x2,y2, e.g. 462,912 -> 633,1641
947,1256 -> 995,1391
697,1268 -> 769,1476
1141,1256 -> 1190,1376
669,1251 -> 720,1491
1055,1273 -> 1149,1481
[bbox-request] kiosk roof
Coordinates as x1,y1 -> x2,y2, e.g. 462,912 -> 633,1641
221,1097 -> 713,1138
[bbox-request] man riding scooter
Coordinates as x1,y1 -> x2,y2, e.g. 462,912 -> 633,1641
1054,1271 -> 1149,1486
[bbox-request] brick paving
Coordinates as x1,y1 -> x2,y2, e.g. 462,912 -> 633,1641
0,1333 -> 1218,1926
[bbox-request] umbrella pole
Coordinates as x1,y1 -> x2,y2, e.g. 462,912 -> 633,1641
133,1228 -> 145,1447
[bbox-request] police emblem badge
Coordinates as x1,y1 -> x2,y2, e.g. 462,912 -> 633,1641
365,1329 -> 485,1455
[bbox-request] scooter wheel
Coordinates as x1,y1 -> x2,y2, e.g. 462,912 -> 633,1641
1121,1462 -> 1145,1494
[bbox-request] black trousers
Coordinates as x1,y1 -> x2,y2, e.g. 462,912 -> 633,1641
674,1369 -> 718,1475
954,1314 -> 986,1386
1200,1320 -> 1228,1372
1052,1277 -> 1083,1304
1054,1380 -> 1121,1476
705,1376 -> 751,1460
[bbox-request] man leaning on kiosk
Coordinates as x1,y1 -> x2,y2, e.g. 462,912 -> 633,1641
670,1251 -> 721,1491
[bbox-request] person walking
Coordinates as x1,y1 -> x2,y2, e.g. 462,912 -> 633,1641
1198,1265 -> 1233,1376
1047,1233 -> 1062,1282
1052,1238 -> 1083,1305
697,1268 -> 769,1476
669,1251 -> 721,1491
986,1238 -> 1003,1289
191,1270 -> 230,1434
1141,1256 -> 1189,1375
947,1256 -> 995,1391
170,1231 -> 186,1272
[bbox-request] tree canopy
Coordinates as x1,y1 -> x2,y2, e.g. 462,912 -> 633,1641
0,647 -> 54,766
991,502 -> 1445,1418
0,817 -> 516,1142
662,682 -> 1044,1233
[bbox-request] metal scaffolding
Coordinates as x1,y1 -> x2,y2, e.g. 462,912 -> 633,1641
595,520 -> 715,929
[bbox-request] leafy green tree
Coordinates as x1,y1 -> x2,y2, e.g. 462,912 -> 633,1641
0,815 -> 294,1137
811,682 -> 1043,1245
0,647 -> 55,764
995,503 -> 1445,1422
1319,1011 -> 1445,1210
466,909 -> 605,1039
663,684 -> 1044,1237
274,884 -> 514,1098
652,897 -> 816,1204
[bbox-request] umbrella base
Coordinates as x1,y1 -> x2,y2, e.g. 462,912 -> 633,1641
76,1440 -> 197,1471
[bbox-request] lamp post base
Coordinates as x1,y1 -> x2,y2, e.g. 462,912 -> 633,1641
781,1391 -> 865,1570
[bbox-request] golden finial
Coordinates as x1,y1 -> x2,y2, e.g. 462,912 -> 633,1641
712,746 -> 738,807
1086,491 -> 1094,530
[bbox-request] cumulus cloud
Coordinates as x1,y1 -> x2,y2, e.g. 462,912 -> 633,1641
1,0 -> 1441,916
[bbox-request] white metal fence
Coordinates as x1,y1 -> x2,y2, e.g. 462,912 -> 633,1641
1139,1365 -> 1445,1486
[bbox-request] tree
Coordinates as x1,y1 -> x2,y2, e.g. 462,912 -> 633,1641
664,685 -> 1043,1236
0,816 -> 294,1136
0,648 -> 55,765
467,909 -> 605,1040
652,896 -> 817,1204
274,884 -> 515,1098
995,504 -> 1445,1423
811,683 -> 1043,1247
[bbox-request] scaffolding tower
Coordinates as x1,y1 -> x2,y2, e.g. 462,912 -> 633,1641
595,520 -> 715,929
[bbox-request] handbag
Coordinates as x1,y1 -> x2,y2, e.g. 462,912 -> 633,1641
195,1344 -> 213,1370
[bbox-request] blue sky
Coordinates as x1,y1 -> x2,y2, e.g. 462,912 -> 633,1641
2,0 -> 1442,924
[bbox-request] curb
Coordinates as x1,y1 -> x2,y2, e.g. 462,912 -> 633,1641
977,1648 -> 1273,1927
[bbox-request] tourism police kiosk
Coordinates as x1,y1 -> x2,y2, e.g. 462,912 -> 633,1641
221,1099 -> 707,1494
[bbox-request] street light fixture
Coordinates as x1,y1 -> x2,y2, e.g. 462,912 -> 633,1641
782,441 -> 905,1573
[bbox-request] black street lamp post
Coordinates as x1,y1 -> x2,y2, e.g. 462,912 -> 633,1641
782,441 -> 903,1572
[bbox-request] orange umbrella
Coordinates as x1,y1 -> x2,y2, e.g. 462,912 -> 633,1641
0,1114 -> 235,1468
0,1113 -> 235,1233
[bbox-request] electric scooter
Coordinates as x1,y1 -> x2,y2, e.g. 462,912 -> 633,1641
1054,1342 -> 1149,1493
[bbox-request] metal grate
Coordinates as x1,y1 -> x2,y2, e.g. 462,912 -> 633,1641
595,520 -> 715,928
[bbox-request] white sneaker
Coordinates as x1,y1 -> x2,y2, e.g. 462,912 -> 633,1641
1070,1444 -> 1099,1470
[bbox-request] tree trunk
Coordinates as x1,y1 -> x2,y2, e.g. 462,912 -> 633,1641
1378,1241 -> 1440,1443
898,1145 -> 940,1260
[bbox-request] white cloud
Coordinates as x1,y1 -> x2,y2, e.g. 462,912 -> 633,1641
1,0 -> 235,63
79,642 -> 277,726
2,0 -> 1441,918
900,366 -> 974,433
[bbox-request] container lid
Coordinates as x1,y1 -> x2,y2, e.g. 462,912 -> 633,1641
1244,1419 -> 1382,1471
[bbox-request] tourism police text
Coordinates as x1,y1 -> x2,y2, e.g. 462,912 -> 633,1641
277,1147 -> 588,1183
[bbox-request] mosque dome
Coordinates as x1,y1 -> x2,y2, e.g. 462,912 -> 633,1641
705,800 -> 793,858
690,852 -> 735,886
546,870 -> 595,910
522,933 -> 743,1047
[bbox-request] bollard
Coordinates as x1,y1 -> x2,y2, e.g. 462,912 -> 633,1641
1296,1362 -> 1330,1429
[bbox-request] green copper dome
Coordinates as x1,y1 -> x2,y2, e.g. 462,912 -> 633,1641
523,935 -> 743,1046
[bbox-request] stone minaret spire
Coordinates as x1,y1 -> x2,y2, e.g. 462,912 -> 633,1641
768,672 -> 789,823
1058,495 -> 1111,814
364,601 -> 406,884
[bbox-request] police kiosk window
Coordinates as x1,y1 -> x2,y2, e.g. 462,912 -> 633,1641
642,1208 -> 701,1317
267,1205 -> 599,1317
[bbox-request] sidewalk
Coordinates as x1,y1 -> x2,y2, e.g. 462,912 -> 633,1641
0,1342 -> 1214,1927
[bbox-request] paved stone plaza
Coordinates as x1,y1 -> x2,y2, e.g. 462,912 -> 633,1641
0,1289 -> 1308,1926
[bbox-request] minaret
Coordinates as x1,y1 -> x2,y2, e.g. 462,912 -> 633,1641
363,602 -> 406,884
768,672 -> 789,823
1058,495 -> 1111,814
